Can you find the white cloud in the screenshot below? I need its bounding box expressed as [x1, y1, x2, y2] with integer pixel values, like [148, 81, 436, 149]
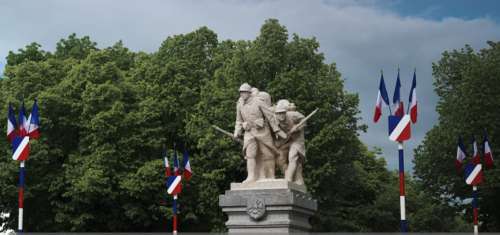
[1, 0, 499, 170]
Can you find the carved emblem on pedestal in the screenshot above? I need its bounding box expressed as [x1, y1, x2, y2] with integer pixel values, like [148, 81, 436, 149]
[246, 197, 266, 220]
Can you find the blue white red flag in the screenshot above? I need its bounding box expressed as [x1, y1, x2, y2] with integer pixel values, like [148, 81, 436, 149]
[373, 72, 390, 123]
[392, 69, 405, 117]
[27, 100, 40, 139]
[464, 163, 483, 185]
[408, 70, 417, 123]
[173, 146, 180, 176]
[7, 103, 17, 142]
[456, 136, 467, 171]
[182, 149, 192, 181]
[472, 137, 481, 165]
[166, 175, 182, 195]
[18, 102, 28, 137]
[483, 131, 494, 169]
[388, 114, 411, 142]
[12, 136, 30, 161]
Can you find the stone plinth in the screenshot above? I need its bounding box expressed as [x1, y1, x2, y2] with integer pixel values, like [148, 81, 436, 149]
[219, 179, 317, 233]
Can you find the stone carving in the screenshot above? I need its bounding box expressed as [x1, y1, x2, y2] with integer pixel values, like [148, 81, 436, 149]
[246, 197, 266, 220]
[233, 83, 278, 183]
[223, 83, 317, 186]
[274, 99, 306, 185]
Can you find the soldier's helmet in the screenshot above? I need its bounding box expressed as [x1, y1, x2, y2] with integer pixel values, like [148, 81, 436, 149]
[275, 99, 290, 113]
[239, 83, 252, 92]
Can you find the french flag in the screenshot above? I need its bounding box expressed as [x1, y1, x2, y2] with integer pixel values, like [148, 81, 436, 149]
[472, 137, 481, 165]
[392, 69, 405, 117]
[163, 146, 172, 177]
[7, 103, 17, 142]
[373, 72, 390, 123]
[456, 136, 467, 171]
[18, 102, 28, 137]
[12, 136, 30, 161]
[182, 149, 192, 181]
[483, 131, 494, 169]
[173, 145, 180, 176]
[27, 100, 40, 139]
[408, 70, 417, 123]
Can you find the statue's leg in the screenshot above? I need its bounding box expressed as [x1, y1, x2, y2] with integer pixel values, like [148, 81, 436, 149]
[264, 158, 275, 179]
[243, 140, 258, 183]
[260, 145, 276, 179]
[294, 159, 304, 185]
[285, 148, 299, 182]
[276, 149, 288, 176]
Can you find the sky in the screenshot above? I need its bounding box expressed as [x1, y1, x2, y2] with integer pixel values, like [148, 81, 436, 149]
[1, 0, 499, 171]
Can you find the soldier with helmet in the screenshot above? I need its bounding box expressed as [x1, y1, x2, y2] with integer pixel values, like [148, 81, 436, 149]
[274, 99, 306, 185]
[234, 83, 277, 183]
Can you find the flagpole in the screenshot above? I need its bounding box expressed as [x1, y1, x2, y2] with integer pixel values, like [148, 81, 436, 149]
[173, 194, 178, 235]
[398, 142, 407, 232]
[473, 186, 479, 235]
[18, 160, 25, 233]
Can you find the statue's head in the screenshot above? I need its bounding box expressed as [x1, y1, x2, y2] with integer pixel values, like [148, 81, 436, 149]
[275, 99, 290, 121]
[239, 83, 252, 101]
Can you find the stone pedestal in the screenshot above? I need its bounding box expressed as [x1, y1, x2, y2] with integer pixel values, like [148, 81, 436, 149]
[219, 179, 317, 233]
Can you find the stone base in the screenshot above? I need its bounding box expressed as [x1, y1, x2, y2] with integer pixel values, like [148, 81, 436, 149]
[219, 179, 317, 233]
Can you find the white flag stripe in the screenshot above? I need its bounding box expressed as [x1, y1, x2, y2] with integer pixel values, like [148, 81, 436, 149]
[7, 121, 15, 132]
[375, 91, 382, 106]
[473, 141, 478, 155]
[485, 142, 491, 153]
[27, 114, 32, 133]
[466, 164, 482, 185]
[457, 147, 466, 161]
[12, 137, 29, 160]
[164, 157, 169, 168]
[28, 123, 38, 133]
[400, 196, 406, 220]
[167, 176, 181, 194]
[411, 90, 417, 106]
[18, 208, 23, 230]
[389, 115, 411, 141]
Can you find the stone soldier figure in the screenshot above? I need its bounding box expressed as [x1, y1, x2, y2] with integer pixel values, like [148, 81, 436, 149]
[233, 83, 277, 183]
[274, 99, 306, 185]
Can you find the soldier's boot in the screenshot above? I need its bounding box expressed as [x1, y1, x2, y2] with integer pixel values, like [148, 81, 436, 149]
[243, 158, 257, 183]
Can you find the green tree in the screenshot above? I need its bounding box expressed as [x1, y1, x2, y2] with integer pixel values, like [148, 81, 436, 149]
[6, 42, 49, 66]
[414, 41, 500, 231]
[0, 20, 451, 232]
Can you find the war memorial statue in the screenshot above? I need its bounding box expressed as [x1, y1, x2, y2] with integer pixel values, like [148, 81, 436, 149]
[217, 83, 318, 233]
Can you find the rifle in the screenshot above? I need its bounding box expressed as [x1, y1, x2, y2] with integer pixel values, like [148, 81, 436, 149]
[211, 125, 243, 144]
[275, 108, 319, 148]
[288, 108, 319, 135]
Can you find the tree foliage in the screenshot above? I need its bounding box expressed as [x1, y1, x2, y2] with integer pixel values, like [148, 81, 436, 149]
[0, 19, 461, 232]
[414, 41, 500, 231]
